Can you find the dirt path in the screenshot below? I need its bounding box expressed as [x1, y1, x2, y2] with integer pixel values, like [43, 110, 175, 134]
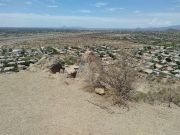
[0, 72, 180, 135]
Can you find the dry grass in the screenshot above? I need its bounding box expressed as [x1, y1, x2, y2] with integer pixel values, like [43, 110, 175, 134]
[134, 82, 180, 107]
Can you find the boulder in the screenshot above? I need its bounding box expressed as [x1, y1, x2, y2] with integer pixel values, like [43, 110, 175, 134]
[65, 65, 79, 78]
[50, 63, 63, 74]
[95, 88, 105, 95]
[28, 55, 64, 73]
[48, 56, 65, 74]
[77, 50, 103, 84]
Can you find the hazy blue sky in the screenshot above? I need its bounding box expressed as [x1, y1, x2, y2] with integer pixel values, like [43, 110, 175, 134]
[0, 0, 180, 28]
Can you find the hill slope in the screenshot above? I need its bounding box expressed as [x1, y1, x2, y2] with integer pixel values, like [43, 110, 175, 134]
[0, 71, 180, 135]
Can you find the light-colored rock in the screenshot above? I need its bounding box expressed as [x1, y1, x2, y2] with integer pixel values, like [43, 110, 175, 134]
[143, 69, 153, 74]
[77, 50, 102, 83]
[65, 66, 77, 78]
[66, 67, 76, 74]
[28, 55, 63, 73]
[95, 88, 105, 95]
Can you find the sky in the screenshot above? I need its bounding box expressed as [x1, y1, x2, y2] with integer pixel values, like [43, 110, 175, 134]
[0, 0, 180, 28]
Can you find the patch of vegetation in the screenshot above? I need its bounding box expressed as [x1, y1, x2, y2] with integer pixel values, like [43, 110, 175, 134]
[134, 86, 180, 107]
[63, 56, 77, 65]
[45, 47, 59, 55]
[97, 54, 136, 107]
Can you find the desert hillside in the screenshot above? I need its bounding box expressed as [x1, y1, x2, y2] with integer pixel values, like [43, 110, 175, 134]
[0, 71, 179, 135]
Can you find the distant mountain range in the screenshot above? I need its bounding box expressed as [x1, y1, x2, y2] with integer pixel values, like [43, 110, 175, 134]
[0, 25, 180, 32]
[60, 25, 180, 31]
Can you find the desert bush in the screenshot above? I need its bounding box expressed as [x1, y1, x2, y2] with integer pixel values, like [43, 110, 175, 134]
[98, 53, 136, 106]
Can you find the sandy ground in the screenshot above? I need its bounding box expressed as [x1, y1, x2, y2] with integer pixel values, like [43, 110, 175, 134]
[0, 71, 180, 135]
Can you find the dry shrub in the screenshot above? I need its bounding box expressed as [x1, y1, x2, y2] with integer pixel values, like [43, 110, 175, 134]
[98, 53, 136, 106]
[134, 85, 180, 107]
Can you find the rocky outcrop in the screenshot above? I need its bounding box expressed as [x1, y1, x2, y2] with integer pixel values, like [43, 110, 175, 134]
[28, 55, 64, 73]
[77, 50, 103, 85]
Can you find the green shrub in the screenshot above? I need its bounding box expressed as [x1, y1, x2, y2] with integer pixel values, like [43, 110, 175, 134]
[46, 47, 59, 55]
[64, 56, 77, 65]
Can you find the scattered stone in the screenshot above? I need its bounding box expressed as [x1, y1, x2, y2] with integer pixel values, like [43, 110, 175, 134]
[95, 88, 105, 95]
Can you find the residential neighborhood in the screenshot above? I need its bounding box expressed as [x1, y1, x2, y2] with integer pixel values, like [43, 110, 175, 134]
[135, 45, 180, 78]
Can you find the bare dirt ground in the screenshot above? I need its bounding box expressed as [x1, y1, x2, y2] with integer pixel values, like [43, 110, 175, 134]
[0, 71, 180, 135]
[0, 32, 143, 49]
